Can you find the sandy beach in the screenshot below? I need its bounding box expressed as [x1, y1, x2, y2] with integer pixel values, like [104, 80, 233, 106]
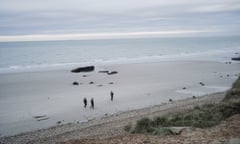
[0, 60, 239, 143]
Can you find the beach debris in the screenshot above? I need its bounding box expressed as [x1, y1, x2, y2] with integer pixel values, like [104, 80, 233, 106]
[36, 117, 49, 121]
[33, 115, 49, 121]
[182, 87, 187, 90]
[169, 98, 173, 102]
[89, 81, 94, 84]
[72, 81, 79, 85]
[107, 71, 118, 75]
[98, 70, 118, 75]
[98, 70, 109, 73]
[33, 115, 47, 119]
[169, 127, 189, 135]
[83, 97, 87, 108]
[71, 66, 95, 73]
[199, 82, 205, 86]
[108, 82, 114, 84]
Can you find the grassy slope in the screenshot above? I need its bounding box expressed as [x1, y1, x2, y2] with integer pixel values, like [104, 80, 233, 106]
[125, 75, 240, 135]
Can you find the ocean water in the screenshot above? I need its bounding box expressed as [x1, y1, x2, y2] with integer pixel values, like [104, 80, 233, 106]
[0, 36, 240, 73]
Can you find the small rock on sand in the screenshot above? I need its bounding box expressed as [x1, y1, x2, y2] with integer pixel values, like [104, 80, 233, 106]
[89, 82, 94, 84]
[199, 82, 205, 86]
[72, 81, 79, 85]
[57, 121, 61, 124]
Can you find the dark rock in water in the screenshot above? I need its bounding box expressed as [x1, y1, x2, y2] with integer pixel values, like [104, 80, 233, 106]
[232, 57, 240, 61]
[72, 81, 79, 85]
[107, 71, 118, 75]
[182, 87, 186, 90]
[98, 70, 109, 73]
[89, 81, 94, 84]
[71, 66, 94, 73]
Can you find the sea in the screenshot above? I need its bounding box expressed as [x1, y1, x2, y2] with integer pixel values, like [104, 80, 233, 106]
[0, 36, 240, 73]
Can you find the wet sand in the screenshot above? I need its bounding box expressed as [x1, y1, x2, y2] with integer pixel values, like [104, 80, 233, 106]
[0, 60, 239, 138]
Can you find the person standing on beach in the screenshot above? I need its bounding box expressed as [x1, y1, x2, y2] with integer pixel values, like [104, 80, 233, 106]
[83, 98, 87, 108]
[90, 98, 94, 109]
[110, 91, 114, 101]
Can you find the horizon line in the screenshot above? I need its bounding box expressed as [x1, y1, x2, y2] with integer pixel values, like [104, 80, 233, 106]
[0, 30, 213, 42]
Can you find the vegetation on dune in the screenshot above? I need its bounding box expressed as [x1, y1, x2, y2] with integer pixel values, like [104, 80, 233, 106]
[125, 74, 240, 135]
[225, 75, 240, 100]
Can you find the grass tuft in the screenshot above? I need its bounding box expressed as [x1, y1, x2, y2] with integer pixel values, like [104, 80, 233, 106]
[125, 74, 240, 135]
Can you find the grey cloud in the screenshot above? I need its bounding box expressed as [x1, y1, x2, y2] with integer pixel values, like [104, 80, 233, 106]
[0, 0, 240, 36]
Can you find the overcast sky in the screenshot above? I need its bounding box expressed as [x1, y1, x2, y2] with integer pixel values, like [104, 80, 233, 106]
[0, 0, 240, 40]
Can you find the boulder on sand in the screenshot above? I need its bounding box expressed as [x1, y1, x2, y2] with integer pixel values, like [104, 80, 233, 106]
[232, 57, 240, 61]
[71, 66, 95, 73]
[72, 81, 79, 85]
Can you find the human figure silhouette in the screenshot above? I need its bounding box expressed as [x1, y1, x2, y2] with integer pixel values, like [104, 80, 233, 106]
[83, 98, 87, 108]
[110, 91, 114, 101]
[90, 98, 94, 109]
